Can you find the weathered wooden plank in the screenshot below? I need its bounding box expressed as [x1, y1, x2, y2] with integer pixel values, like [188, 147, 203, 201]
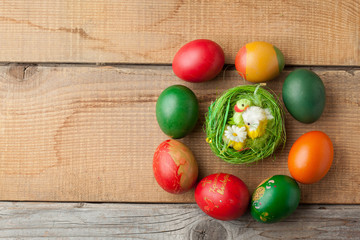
[0, 202, 358, 239]
[0, 0, 359, 65]
[0, 64, 359, 203]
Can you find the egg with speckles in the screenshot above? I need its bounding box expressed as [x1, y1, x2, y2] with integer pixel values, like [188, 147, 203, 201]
[153, 139, 198, 194]
[251, 175, 300, 223]
[195, 173, 250, 221]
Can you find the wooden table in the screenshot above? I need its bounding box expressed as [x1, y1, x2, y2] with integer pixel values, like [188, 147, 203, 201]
[0, 1, 359, 238]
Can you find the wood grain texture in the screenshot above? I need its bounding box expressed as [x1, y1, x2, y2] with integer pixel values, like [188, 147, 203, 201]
[0, 202, 359, 239]
[0, 64, 358, 203]
[0, 0, 359, 65]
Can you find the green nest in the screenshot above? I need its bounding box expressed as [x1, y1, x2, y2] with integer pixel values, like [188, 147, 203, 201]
[205, 85, 286, 164]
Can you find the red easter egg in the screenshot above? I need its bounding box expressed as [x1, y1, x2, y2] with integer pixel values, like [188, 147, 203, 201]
[172, 39, 225, 83]
[195, 173, 250, 220]
[153, 139, 198, 194]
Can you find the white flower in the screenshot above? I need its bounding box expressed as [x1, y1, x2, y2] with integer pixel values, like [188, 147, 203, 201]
[224, 125, 247, 143]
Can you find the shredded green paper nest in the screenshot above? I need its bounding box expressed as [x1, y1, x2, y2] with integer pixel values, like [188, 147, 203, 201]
[205, 84, 286, 164]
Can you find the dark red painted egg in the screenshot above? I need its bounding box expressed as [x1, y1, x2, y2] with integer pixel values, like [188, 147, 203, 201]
[153, 139, 198, 194]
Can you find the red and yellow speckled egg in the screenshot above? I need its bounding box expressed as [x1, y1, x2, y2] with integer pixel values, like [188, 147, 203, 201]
[195, 173, 250, 221]
[153, 139, 198, 194]
[235, 41, 285, 83]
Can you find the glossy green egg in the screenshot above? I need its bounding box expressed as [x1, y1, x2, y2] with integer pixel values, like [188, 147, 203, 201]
[251, 175, 300, 223]
[156, 85, 199, 139]
[282, 69, 326, 123]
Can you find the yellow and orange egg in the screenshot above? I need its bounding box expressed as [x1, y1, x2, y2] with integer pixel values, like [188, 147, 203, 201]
[235, 41, 285, 83]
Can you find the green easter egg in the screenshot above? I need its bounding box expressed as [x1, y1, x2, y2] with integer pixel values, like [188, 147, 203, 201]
[251, 175, 301, 223]
[282, 69, 326, 123]
[156, 85, 199, 139]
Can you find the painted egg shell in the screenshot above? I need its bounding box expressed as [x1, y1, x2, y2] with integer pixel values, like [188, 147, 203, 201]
[153, 139, 198, 194]
[288, 131, 334, 184]
[282, 69, 326, 123]
[251, 175, 300, 223]
[172, 39, 225, 83]
[235, 41, 285, 83]
[195, 173, 250, 221]
[156, 85, 199, 139]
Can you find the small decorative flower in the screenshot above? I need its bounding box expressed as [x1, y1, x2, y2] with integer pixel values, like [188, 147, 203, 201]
[223, 125, 248, 151]
[224, 125, 247, 143]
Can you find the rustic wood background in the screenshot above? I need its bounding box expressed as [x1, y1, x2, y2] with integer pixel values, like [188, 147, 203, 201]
[0, 0, 359, 65]
[0, 0, 359, 238]
[0, 65, 359, 204]
[0, 202, 358, 239]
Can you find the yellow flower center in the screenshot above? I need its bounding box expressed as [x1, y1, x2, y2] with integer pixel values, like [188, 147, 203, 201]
[232, 133, 238, 137]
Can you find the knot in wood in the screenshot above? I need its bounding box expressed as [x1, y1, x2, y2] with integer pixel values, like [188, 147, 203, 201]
[191, 219, 227, 240]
